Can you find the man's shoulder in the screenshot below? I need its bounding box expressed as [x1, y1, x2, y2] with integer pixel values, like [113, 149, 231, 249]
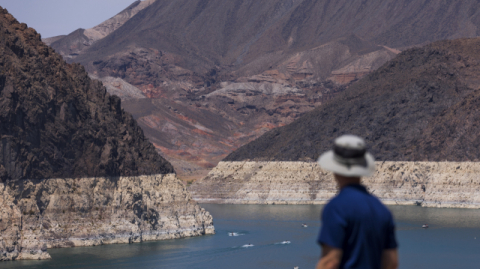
[327, 185, 393, 216]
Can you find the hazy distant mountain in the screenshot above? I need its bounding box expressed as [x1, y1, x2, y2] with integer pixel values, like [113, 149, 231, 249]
[44, 0, 155, 59]
[47, 0, 480, 177]
[75, 0, 480, 77]
[0, 7, 173, 181]
[224, 37, 480, 162]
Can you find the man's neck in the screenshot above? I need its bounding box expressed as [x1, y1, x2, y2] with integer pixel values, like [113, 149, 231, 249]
[334, 174, 361, 190]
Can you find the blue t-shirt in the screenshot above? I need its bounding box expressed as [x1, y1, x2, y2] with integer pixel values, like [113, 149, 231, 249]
[318, 184, 398, 269]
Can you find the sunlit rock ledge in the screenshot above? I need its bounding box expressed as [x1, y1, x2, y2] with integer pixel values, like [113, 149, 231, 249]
[189, 161, 480, 209]
[0, 174, 214, 261]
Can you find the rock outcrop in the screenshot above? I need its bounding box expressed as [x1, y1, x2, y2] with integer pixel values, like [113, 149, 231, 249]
[190, 161, 480, 208]
[1, 174, 214, 261]
[0, 8, 214, 261]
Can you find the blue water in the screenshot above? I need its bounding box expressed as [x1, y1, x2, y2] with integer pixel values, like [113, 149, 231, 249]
[3, 204, 480, 269]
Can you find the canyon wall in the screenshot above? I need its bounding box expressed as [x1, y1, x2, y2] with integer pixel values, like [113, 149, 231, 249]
[0, 9, 215, 263]
[0, 174, 214, 261]
[189, 161, 480, 208]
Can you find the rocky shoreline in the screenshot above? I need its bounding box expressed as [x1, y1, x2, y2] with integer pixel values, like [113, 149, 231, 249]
[189, 161, 480, 208]
[0, 174, 215, 261]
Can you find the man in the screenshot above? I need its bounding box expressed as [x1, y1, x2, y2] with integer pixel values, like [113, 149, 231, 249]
[316, 135, 398, 269]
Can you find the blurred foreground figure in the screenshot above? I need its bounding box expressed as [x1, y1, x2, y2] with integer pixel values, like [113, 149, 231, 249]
[316, 135, 398, 269]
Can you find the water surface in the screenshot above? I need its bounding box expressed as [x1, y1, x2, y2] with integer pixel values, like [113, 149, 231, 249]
[4, 204, 480, 268]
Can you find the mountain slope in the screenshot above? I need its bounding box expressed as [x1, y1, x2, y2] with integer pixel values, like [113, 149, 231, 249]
[0, 8, 214, 262]
[44, 0, 155, 59]
[0, 7, 174, 181]
[224, 38, 480, 162]
[77, 0, 480, 75]
[52, 0, 480, 177]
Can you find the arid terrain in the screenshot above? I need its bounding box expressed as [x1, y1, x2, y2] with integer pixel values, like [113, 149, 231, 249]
[46, 0, 480, 178]
[225, 38, 480, 162]
[191, 38, 480, 207]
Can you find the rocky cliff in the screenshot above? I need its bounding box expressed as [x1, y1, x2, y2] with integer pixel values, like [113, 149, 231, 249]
[1, 174, 214, 261]
[0, 8, 213, 261]
[190, 161, 480, 208]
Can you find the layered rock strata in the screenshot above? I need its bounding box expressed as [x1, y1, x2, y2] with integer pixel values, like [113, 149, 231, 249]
[189, 161, 480, 208]
[1, 174, 214, 261]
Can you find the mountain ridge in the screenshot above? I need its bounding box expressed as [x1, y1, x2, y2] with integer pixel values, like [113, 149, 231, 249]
[43, 0, 155, 59]
[47, 0, 480, 178]
[224, 38, 480, 162]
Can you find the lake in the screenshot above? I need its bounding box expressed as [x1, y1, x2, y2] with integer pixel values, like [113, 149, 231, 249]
[3, 204, 480, 268]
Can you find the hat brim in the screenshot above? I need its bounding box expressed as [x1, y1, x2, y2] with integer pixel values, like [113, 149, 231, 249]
[317, 150, 375, 177]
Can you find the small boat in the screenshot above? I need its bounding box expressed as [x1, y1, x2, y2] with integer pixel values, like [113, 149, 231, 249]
[280, 241, 291, 244]
[294, 267, 299, 269]
[228, 232, 240, 236]
[242, 243, 254, 248]
[422, 224, 429, 228]
[301, 223, 308, 228]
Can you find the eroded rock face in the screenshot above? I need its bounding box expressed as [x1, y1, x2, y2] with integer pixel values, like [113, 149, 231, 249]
[0, 174, 214, 261]
[0, 7, 173, 181]
[0, 9, 214, 262]
[189, 161, 480, 208]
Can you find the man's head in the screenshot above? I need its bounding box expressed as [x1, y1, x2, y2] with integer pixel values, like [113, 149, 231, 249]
[317, 134, 375, 177]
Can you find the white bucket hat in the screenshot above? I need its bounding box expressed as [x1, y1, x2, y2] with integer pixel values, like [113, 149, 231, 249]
[317, 135, 375, 177]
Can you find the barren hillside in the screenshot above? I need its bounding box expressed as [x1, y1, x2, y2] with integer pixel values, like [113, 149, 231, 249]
[47, 0, 480, 178]
[225, 38, 480, 162]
